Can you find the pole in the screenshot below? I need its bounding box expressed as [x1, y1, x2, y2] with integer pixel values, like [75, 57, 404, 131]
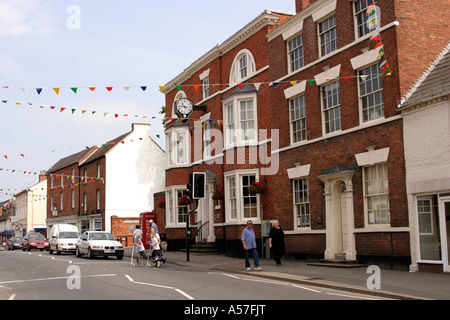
[186, 199, 198, 262]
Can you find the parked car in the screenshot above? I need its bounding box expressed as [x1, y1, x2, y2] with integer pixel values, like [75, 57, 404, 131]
[7, 237, 23, 251]
[48, 224, 79, 255]
[22, 232, 49, 251]
[76, 231, 124, 260]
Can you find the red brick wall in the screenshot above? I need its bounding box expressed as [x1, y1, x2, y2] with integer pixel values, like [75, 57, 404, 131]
[161, 0, 447, 264]
[110, 216, 140, 247]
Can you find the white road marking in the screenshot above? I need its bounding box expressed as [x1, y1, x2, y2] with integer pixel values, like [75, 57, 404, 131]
[124, 275, 194, 300]
[133, 281, 174, 290]
[125, 275, 134, 282]
[221, 273, 240, 279]
[0, 274, 117, 285]
[8, 294, 16, 300]
[325, 292, 380, 300]
[175, 288, 195, 300]
[291, 284, 322, 293]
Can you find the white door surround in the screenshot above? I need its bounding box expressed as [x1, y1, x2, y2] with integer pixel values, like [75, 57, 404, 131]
[319, 169, 357, 261]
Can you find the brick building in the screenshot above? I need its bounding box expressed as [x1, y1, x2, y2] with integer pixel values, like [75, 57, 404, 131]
[160, 0, 449, 270]
[46, 123, 165, 238]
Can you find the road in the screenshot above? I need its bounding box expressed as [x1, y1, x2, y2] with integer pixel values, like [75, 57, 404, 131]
[0, 250, 391, 302]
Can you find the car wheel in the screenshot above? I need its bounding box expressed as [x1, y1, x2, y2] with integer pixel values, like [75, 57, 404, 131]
[117, 253, 124, 260]
[87, 247, 93, 259]
[76, 247, 82, 257]
[27, 245, 31, 251]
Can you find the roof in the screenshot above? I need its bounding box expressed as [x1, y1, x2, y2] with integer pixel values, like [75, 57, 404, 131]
[221, 83, 258, 101]
[47, 147, 94, 173]
[81, 131, 130, 165]
[398, 42, 450, 108]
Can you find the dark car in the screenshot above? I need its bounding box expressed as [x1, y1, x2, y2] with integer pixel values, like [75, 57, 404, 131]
[6, 237, 23, 251]
[22, 232, 49, 251]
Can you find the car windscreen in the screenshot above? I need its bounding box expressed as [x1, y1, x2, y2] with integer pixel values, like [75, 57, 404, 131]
[59, 232, 79, 239]
[29, 234, 46, 240]
[89, 233, 116, 241]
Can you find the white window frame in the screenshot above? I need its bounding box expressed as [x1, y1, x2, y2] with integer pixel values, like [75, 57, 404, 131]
[203, 120, 211, 159]
[96, 189, 100, 210]
[229, 49, 256, 84]
[60, 191, 64, 211]
[293, 178, 310, 230]
[165, 186, 190, 227]
[166, 127, 190, 168]
[71, 189, 75, 209]
[287, 33, 304, 73]
[358, 64, 384, 123]
[202, 77, 210, 99]
[224, 170, 260, 224]
[318, 14, 338, 57]
[289, 94, 307, 144]
[60, 172, 64, 188]
[72, 168, 75, 183]
[363, 163, 390, 226]
[320, 80, 341, 134]
[353, 0, 380, 38]
[223, 93, 258, 148]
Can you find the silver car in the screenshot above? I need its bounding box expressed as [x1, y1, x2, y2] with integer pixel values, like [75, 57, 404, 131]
[76, 231, 124, 260]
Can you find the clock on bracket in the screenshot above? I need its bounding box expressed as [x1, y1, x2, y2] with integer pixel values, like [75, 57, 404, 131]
[175, 98, 194, 119]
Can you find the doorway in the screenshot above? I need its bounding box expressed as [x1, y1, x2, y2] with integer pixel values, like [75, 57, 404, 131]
[440, 198, 450, 272]
[319, 170, 356, 261]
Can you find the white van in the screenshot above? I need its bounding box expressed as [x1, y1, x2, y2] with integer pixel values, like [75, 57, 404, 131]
[48, 224, 80, 255]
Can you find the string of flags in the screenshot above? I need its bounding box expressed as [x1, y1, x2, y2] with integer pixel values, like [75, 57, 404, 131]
[1, 70, 390, 100]
[0, 176, 103, 198]
[1, 134, 165, 161]
[1, 98, 159, 120]
[1, 85, 151, 95]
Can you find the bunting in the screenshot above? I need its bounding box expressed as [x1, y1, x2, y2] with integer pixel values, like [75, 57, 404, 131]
[1, 71, 394, 97]
[0, 133, 164, 161]
[1, 99, 158, 120]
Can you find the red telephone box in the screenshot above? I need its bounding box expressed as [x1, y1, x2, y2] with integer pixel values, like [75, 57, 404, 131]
[139, 211, 156, 249]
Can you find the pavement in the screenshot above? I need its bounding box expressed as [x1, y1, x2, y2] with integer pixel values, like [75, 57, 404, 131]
[123, 247, 450, 300]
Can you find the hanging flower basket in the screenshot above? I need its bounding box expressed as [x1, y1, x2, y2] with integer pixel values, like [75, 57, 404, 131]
[212, 188, 224, 200]
[247, 181, 265, 195]
[178, 195, 192, 206]
[156, 199, 165, 209]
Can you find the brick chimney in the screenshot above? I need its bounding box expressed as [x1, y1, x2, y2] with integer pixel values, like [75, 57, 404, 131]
[295, 0, 318, 13]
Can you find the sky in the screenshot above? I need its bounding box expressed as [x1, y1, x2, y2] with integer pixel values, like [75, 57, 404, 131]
[0, 0, 295, 202]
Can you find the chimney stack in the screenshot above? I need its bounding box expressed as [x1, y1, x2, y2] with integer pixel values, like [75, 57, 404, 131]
[295, 0, 318, 13]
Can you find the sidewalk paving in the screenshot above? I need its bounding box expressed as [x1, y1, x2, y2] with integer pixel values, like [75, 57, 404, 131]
[124, 247, 450, 300]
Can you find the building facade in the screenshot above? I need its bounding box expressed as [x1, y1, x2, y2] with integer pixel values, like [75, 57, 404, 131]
[399, 43, 450, 272]
[160, 0, 449, 269]
[15, 178, 48, 237]
[46, 123, 165, 236]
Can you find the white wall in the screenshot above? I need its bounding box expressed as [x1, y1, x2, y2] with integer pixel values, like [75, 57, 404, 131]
[104, 123, 165, 231]
[403, 99, 450, 193]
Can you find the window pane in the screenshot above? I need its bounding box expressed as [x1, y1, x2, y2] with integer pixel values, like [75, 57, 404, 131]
[417, 196, 442, 260]
[364, 164, 390, 225]
[359, 65, 384, 122]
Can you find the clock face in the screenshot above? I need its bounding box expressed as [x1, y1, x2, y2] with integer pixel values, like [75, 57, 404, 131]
[176, 98, 193, 118]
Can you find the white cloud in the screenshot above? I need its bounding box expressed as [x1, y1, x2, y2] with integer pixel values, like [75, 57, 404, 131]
[0, 0, 56, 36]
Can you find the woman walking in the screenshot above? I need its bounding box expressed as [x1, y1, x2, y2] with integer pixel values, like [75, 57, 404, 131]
[269, 220, 285, 267]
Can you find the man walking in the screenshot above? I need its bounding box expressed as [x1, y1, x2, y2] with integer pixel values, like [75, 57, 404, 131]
[241, 220, 262, 271]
